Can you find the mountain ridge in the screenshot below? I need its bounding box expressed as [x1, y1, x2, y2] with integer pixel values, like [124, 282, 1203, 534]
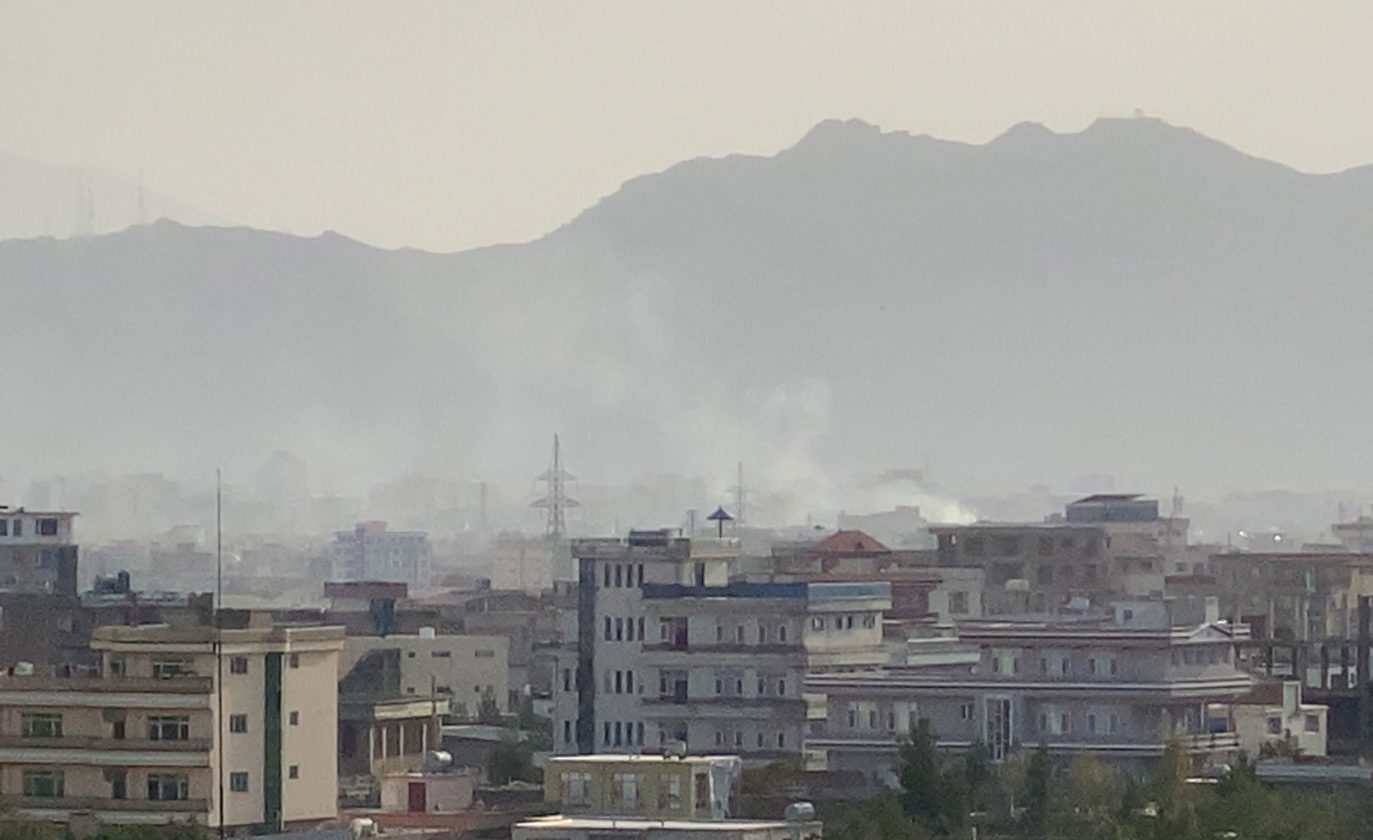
[3, 117, 1372, 506]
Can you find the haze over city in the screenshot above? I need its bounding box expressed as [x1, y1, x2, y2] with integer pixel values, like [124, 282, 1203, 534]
[4, 7, 1373, 838]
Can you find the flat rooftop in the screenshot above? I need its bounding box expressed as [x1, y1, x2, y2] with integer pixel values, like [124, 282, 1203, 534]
[516, 816, 810, 831]
[547, 754, 738, 765]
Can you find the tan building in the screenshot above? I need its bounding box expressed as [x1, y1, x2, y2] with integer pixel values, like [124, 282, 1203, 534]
[340, 631, 509, 719]
[522, 754, 821, 840]
[0, 616, 344, 831]
[1233, 680, 1328, 758]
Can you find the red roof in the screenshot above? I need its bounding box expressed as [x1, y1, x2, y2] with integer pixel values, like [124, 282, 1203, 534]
[809, 529, 891, 555]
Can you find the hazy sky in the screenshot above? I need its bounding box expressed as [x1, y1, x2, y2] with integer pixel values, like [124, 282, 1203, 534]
[5, 2, 1373, 252]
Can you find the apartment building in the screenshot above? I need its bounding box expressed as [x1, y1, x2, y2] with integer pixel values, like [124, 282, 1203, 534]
[340, 630, 509, 719]
[0, 507, 78, 596]
[806, 597, 1253, 787]
[551, 531, 890, 763]
[0, 616, 344, 830]
[1233, 680, 1327, 758]
[327, 522, 432, 590]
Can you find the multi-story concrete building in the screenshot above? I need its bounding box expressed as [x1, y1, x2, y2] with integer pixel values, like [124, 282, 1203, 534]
[328, 522, 432, 590]
[929, 522, 1115, 613]
[0, 507, 78, 596]
[341, 630, 509, 719]
[551, 532, 890, 764]
[806, 597, 1253, 787]
[0, 615, 344, 830]
[1233, 680, 1327, 758]
[927, 495, 1185, 614]
[1206, 551, 1373, 640]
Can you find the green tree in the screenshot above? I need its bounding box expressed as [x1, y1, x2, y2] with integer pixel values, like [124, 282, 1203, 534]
[477, 689, 503, 725]
[1021, 744, 1051, 837]
[0, 820, 60, 840]
[826, 792, 930, 840]
[898, 720, 955, 834]
[486, 734, 539, 785]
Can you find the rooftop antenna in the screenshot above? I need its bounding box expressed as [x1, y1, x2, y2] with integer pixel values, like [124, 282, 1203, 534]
[732, 462, 747, 527]
[531, 434, 580, 539]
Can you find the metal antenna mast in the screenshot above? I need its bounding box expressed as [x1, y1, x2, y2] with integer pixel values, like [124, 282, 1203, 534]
[215, 469, 225, 840]
[732, 461, 747, 527]
[531, 434, 580, 538]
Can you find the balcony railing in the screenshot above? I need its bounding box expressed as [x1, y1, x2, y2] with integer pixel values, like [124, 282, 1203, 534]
[641, 695, 805, 708]
[0, 736, 211, 752]
[0, 795, 208, 813]
[0, 675, 213, 694]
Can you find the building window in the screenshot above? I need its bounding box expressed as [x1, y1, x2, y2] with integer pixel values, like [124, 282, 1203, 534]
[230, 656, 248, 674]
[662, 773, 682, 809]
[152, 658, 193, 679]
[613, 772, 640, 809]
[758, 626, 767, 644]
[811, 617, 825, 631]
[1087, 658, 1097, 675]
[603, 564, 612, 588]
[149, 773, 190, 800]
[603, 722, 611, 746]
[959, 702, 974, 721]
[229, 714, 248, 733]
[863, 614, 876, 629]
[736, 625, 745, 643]
[563, 720, 572, 744]
[605, 617, 613, 641]
[562, 668, 572, 692]
[229, 772, 249, 793]
[11, 519, 20, 537]
[37, 519, 59, 536]
[288, 765, 299, 780]
[561, 771, 591, 806]
[289, 710, 299, 726]
[1109, 657, 1119, 676]
[289, 653, 301, 668]
[21, 712, 62, 738]
[778, 625, 787, 643]
[715, 729, 724, 746]
[1267, 716, 1282, 735]
[615, 618, 624, 641]
[637, 617, 645, 640]
[949, 591, 968, 614]
[432, 650, 452, 658]
[148, 716, 189, 741]
[22, 769, 63, 798]
[0, 520, 7, 536]
[637, 564, 644, 586]
[1305, 714, 1320, 733]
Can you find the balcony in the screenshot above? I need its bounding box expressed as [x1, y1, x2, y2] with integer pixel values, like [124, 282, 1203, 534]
[640, 695, 806, 711]
[0, 795, 208, 813]
[0, 675, 212, 694]
[0, 736, 211, 752]
[641, 642, 805, 656]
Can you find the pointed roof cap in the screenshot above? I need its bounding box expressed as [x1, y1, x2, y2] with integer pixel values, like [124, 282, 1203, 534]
[706, 506, 735, 522]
